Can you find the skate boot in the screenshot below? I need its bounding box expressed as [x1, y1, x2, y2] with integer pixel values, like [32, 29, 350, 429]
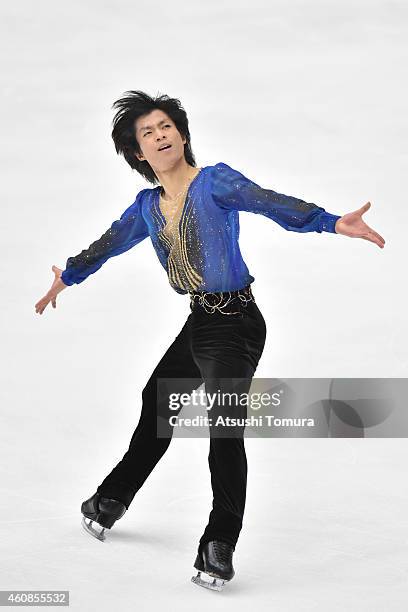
[81, 492, 127, 542]
[191, 540, 235, 591]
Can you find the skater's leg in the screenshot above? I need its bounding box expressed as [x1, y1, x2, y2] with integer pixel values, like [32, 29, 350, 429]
[197, 372, 252, 551]
[191, 298, 266, 553]
[95, 313, 202, 507]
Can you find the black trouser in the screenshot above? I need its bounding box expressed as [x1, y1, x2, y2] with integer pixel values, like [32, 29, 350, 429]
[96, 286, 267, 553]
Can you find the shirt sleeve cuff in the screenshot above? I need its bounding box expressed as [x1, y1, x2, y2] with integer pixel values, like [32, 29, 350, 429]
[318, 212, 342, 234]
[60, 269, 75, 286]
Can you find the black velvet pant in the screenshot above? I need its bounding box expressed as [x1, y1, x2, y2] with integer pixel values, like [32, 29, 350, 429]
[96, 288, 266, 553]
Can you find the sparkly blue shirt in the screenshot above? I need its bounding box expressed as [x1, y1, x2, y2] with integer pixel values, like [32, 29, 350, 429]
[61, 162, 341, 294]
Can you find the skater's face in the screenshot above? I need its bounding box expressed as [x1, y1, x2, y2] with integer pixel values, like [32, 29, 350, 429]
[134, 109, 187, 172]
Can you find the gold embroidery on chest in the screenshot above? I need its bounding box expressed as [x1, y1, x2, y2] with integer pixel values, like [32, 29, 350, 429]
[158, 190, 202, 291]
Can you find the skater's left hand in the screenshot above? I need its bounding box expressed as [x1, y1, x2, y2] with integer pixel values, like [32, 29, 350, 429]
[334, 202, 385, 248]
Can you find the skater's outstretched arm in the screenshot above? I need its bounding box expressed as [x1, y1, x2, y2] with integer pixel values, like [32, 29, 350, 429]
[211, 162, 385, 247]
[211, 162, 340, 233]
[35, 189, 150, 315]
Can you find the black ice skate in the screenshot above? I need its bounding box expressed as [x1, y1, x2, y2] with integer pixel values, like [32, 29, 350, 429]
[191, 540, 235, 591]
[81, 492, 127, 541]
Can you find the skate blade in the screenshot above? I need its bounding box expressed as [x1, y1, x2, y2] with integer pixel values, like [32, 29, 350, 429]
[191, 571, 225, 591]
[81, 516, 106, 541]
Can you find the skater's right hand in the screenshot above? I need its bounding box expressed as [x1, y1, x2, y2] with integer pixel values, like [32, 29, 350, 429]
[35, 265, 68, 315]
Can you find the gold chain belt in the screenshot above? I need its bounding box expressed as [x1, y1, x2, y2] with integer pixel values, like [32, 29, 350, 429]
[189, 284, 255, 315]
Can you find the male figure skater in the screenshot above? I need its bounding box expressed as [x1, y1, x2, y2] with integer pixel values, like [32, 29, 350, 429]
[35, 91, 385, 591]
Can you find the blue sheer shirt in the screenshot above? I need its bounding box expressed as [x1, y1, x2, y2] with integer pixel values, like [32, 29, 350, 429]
[60, 162, 341, 294]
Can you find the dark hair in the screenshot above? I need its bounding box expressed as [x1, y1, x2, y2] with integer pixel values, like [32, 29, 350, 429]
[111, 90, 197, 185]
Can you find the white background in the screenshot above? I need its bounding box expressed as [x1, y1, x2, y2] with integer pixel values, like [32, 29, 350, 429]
[1, 1, 407, 610]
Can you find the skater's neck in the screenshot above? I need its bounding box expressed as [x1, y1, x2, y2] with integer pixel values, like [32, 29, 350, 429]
[156, 161, 201, 202]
